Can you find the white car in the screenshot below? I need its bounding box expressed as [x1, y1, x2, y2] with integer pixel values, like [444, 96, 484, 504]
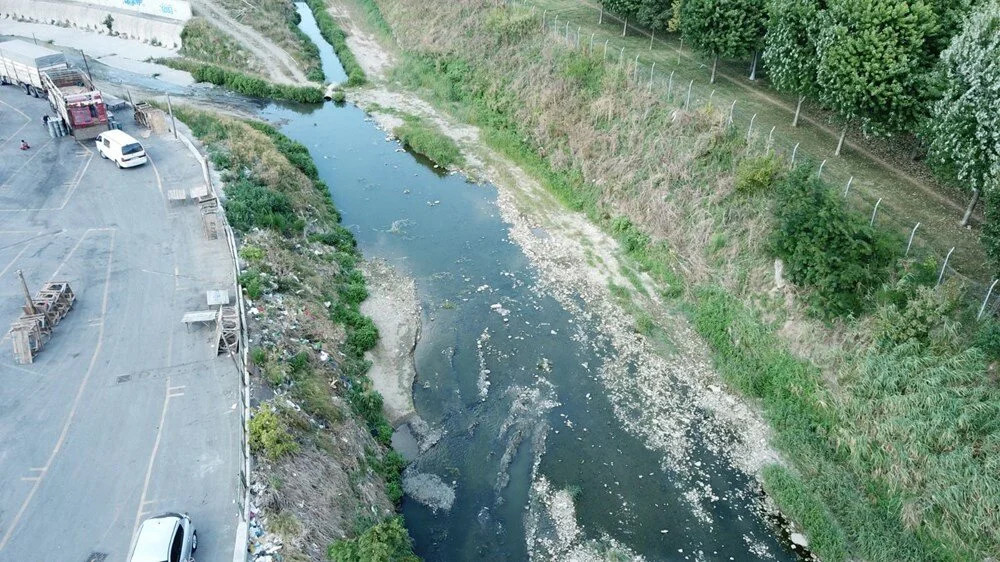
[95, 129, 148, 168]
[128, 512, 197, 562]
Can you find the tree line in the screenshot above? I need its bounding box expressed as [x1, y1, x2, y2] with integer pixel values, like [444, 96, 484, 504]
[602, 0, 1000, 262]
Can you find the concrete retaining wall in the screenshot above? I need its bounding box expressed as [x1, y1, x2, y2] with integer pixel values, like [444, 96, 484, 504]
[0, 0, 189, 48]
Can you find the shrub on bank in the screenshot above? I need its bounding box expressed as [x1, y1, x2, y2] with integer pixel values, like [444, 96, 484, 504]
[249, 407, 299, 460]
[771, 166, 897, 317]
[393, 114, 464, 169]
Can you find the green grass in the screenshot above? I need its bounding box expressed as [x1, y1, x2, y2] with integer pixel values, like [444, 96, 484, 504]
[304, 0, 367, 85]
[393, 114, 464, 168]
[529, 0, 987, 279]
[161, 58, 324, 103]
[375, 4, 1000, 557]
[215, 0, 325, 82]
[180, 18, 259, 71]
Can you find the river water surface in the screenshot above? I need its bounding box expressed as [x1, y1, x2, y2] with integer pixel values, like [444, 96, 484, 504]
[255, 7, 801, 561]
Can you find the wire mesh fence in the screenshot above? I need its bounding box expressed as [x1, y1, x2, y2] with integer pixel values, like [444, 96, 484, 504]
[510, 0, 1000, 318]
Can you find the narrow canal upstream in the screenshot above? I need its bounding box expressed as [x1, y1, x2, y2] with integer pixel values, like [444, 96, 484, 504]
[258, 6, 802, 560]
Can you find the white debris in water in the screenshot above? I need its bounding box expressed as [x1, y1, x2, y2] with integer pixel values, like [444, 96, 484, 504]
[490, 302, 510, 318]
[476, 328, 491, 400]
[402, 469, 455, 512]
[743, 534, 775, 559]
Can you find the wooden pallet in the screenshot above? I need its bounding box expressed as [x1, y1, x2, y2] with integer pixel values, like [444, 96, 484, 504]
[215, 306, 239, 355]
[10, 279, 74, 364]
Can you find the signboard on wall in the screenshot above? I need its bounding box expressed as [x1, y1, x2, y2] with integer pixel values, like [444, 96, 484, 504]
[82, 0, 191, 21]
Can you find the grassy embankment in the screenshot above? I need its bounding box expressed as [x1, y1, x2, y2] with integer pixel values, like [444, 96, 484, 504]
[355, 1, 1000, 559]
[179, 17, 265, 74]
[529, 0, 986, 279]
[172, 106, 417, 560]
[215, 0, 327, 81]
[161, 58, 324, 103]
[304, 0, 367, 85]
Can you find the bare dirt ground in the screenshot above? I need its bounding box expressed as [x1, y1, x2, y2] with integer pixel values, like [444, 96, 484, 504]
[359, 258, 420, 426]
[195, 0, 308, 84]
[326, 2, 395, 80]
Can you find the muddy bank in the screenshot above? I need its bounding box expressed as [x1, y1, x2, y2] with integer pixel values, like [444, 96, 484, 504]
[360, 258, 420, 426]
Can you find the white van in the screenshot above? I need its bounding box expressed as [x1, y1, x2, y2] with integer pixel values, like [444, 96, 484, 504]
[95, 129, 148, 168]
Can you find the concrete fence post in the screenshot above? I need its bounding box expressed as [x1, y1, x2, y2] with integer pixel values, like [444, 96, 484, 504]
[767, 125, 775, 148]
[648, 62, 655, 92]
[727, 100, 736, 127]
[844, 176, 853, 196]
[978, 279, 999, 320]
[746, 113, 756, 143]
[905, 222, 920, 256]
[817, 159, 827, 179]
[623, 18, 628, 37]
[604, 39, 609, 59]
[870, 198, 882, 227]
[667, 71, 674, 99]
[790, 142, 800, 166]
[685, 80, 693, 109]
[937, 247, 955, 287]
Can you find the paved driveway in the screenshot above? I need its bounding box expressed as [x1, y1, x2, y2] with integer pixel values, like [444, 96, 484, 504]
[0, 87, 241, 561]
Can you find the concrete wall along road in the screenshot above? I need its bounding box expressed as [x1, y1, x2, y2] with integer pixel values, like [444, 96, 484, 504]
[0, 0, 191, 48]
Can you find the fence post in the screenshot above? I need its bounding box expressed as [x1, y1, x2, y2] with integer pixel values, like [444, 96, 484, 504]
[565, 21, 570, 43]
[634, 54, 640, 81]
[648, 62, 655, 92]
[577, 26, 581, 48]
[599, 6, 603, 25]
[870, 198, 882, 227]
[728, 100, 736, 127]
[623, 18, 628, 37]
[685, 79, 693, 109]
[905, 222, 920, 256]
[604, 39, 609, 59]
[746, 113, 756, 143]
[619, 46, 625, 65]
[542, 10, 547, 30]
[667, 71, 674, 99]
[590, 32, 595, 53]
[767, 125, 775, 148]
[552, 15, 557, 34]
[844, 176, 853, 196]
[790, 142, 800, 166]
[650, 30, 654, 50]
[978, 279, 999, 320]
[817, 159, 827, 179]
[936, 247, 955, 287]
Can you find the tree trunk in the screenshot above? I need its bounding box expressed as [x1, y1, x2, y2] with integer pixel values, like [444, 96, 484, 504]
[749, 50, 758, 81]
[961, 188, 980, 226]
[835, 126, 847, 156]
[792, 96, 804, 127]
[710, 55, 718, 84]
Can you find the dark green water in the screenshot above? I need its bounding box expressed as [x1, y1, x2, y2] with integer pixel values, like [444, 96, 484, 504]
[265, 9, 801, 561]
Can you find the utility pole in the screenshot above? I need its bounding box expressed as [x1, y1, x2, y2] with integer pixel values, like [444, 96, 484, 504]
[17, 270, 35, 316]
[166, 93, 177, 139]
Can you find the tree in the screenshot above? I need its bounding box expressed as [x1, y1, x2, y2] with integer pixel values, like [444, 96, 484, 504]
[636, 0, 676, 31]
[815, 0, 938, 147]
[102, 14, 114, 33]
[762, 0, 822, 126]
[679, 0, 766, 83]
[924, 2, 1000, 236]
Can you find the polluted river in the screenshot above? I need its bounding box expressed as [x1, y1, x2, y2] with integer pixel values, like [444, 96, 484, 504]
[258, 6, 803, 561]
[61, 3, 805, 559]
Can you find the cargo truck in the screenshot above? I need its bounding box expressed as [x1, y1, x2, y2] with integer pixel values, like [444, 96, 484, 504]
[41, 68, 109, 140]
[0, 39, 69, 97]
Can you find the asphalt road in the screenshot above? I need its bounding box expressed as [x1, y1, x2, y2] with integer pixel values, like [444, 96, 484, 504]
[0, 87, 241, 561]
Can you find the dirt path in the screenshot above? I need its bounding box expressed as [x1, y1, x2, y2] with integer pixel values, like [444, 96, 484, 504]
[194, 0, 308, 84]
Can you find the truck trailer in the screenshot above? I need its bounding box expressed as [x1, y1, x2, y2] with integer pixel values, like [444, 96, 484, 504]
[0, 39, 69, 97]
[42, 68, 109, 140]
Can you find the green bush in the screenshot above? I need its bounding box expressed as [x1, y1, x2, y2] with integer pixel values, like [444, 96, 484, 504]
[735, 153, 781, 195]
[304, 0, 367, 86]
[873, 277, 960, 349]
[610, 216, 651, 254]
[371, 450, 407, 504]
[394, 115, 464, 169]
[249, 407, 299, 460]
[771, 166, 897, 317]
[327, 516, 418, 562]
[239, 245, 266, 264]
[239, 269, 263, 299]
[224, 178, 301, 234]
[562, 50, 605, 95]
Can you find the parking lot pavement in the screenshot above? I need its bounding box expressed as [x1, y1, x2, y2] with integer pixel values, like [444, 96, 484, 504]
[0, 87, 241, 560]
